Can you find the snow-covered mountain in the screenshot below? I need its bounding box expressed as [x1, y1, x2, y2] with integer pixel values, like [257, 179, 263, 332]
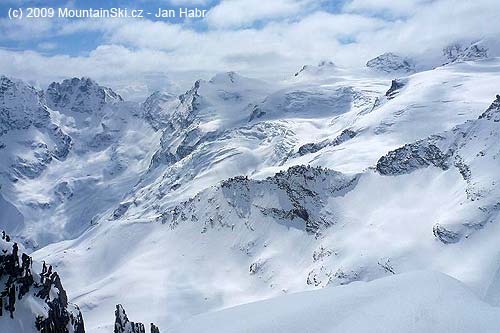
[2, 49, 500, 332]
[46, 77, 123, 114]
[366, 52, 416, 74]
[0, 76, 158, 247]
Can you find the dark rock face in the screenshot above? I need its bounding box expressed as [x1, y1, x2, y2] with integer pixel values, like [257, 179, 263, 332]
[374, 95, 500, 245]
[385, 79, 407, 100]
[0, 230, 85, 333]
[112, 202, 133, 220]
[478, 95, 500, 122]
[433, 224, 461, 244]
[114, 304, 160, 333]
[376, 95, 500, 178]
[150, 323, 160, 333]
[376, 141, 449, 176]
[297, 129, 357, 156]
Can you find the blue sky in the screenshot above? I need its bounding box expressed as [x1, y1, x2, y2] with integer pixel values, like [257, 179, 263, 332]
[0, 0, 498, 99]
[0, 0, 351, 56]
[0, 0, 217, 55]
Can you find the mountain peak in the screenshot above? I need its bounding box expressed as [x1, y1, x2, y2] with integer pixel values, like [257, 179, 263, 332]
[318, 60, 335, 67]
[294, 60, 336, 77]
[46, 77, 123, 114]
[0, 75, 49, 136]
[443, 40, 489, 64]
[209, 71, 243, 85]
[142, 90, 178, 130]
[366, 52, 415, 73]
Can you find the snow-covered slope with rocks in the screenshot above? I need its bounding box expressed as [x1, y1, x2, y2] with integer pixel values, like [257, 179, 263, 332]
[2, 51, 500, 332]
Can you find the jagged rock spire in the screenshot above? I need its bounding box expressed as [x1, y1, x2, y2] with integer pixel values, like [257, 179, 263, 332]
[114, 304, 145, 333]
[114, 304, 160, 333]
[150, 323, 160, 333]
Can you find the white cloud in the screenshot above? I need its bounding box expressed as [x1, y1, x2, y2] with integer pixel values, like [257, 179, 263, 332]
[0, 18, 55, 41]
[206, 0, 314, 29]
[343, 0, 431, 16]
[0, 0, 499, 100]
[37, 42, 58, 50]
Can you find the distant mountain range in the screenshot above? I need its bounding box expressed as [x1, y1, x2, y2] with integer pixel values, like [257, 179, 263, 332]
[2, 41, 500, 332]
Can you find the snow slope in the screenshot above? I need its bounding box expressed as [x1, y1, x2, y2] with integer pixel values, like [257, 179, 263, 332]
[168, 271, 500, 333]
[27, 58, 500, 332]
[2, 53, 500, 332]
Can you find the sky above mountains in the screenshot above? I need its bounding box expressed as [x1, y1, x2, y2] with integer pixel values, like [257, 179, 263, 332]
[1, 0, 499, 100]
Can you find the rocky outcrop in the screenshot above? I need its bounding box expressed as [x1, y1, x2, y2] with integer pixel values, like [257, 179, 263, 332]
[376, 141, 449, 175]
[114, 304, 145, 333]
[114, 304, 160, 333]
[297, 129, 357, 156]
[433, 224, 461, 244]
[374, 95, 500, 246]
[112, 202, 133, 220]
[385, 79, 407, 100]
[0, 230, 85, 333]
[163, 165, 359, 235]
[478, 95, 500, 122]
[150, 323, 160, 333]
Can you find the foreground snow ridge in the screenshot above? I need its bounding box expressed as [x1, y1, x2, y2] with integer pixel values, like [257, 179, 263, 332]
[169, 271, 500, 333]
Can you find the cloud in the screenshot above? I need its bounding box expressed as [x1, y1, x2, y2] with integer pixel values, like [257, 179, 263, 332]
[206, 0, 315, 29]
[343, 0, 431, 17]
[0, 18, 55, 41]
[37, 42, 58, 50]
[0, 0, 499, 101]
